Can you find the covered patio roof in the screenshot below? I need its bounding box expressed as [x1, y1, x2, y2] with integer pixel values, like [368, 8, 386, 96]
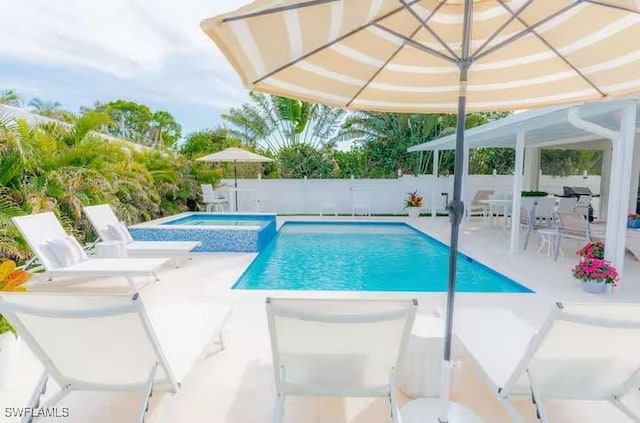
[409, 96, 640, 151]
[407, 95, 640, 281]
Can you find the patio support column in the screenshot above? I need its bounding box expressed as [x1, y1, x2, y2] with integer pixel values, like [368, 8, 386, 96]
[432, 149, 440, 217]
[523, 147, 540, 191]
[568, 102, 637, 278]
[613, 101, 637, 277]
[629, 136, 640, 214]
[510, 129, 525, 253]
[599, 145, 612, 220]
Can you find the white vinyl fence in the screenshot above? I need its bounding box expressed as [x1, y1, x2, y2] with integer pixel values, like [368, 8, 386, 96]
[222, 174, 601, 215]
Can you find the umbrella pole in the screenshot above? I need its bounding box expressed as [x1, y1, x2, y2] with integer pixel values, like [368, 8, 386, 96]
[234, 160, 238, 212]
[438, 0, 476, 422]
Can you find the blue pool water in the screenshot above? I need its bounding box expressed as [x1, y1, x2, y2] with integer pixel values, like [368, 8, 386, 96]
[234, 222, 532, 293]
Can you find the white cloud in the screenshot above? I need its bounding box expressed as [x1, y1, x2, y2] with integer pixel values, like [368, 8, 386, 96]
[0, 0, 252, 132]
[1, 0, 247, 77]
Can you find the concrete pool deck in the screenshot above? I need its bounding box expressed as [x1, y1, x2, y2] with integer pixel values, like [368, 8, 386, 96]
[4, 215, 640, 422]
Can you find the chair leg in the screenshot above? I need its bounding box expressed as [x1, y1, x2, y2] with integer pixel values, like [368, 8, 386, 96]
[134, 364, 158, 423]
[553, 235, 562, 261]
[535, 234, 547, 255]
[527, 370, 550, 423]
[609, 396, 640, 422]
[272, 393, 285, 423]
[523, 228, 531, 250]
[217, 330, 226, 351]
[389, 368, 401, 423]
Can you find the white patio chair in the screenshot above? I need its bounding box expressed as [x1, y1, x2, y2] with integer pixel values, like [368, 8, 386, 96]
[553, 212, 596, 261]
[84, 204, 200, 264]
[201, 184, 229, 212]
[455, 303, 640, 423]
[266, 297, 417, 423]
[0, 291, 230, 422]
[467, 190, 494, 218]
[533, 197, 556, 227]
[520, 198, 537, 250]
[12, 212, 169, 290]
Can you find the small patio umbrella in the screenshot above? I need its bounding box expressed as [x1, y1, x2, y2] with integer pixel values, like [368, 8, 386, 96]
[196, 147, 273, 211]
[201, 1, 640, 420]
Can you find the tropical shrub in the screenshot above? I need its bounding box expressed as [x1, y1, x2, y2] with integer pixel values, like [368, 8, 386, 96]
[0, 110, 219, 258]
[278, 144, 338, 178]
[0, 260, 31, 337]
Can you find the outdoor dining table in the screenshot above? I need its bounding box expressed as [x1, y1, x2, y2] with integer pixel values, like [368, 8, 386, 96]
[479, 199, 513, 228]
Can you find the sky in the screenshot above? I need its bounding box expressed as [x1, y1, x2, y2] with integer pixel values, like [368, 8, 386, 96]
[0, 0, 252, 137]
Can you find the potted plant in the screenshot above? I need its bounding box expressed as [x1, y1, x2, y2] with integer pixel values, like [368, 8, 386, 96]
[404, 191, 423, 218]
[0, 260, 30, 388]
[627, 214, 640, 229]
[571, 257, 618, 293]
[576, 241, 605, 259]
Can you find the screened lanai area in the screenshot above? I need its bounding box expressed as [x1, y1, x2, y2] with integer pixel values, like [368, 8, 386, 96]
[410, 96, 640, 277]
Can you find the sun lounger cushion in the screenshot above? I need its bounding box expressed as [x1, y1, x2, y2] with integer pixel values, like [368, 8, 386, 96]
[104, 224, 125, 242]
[39, 242, 63, 269]
[44, 236, 88, 268]
[105, 222, 133, 243]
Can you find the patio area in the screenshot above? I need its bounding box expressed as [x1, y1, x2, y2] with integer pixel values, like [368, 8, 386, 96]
[5, 215, 640, 423]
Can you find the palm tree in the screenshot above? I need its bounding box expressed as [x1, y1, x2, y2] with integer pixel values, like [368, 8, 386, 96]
[222, 92, 346, 151]
[335, 111, 509, 176]
[28, 97, 68, 120]
[334, 112, 458, 176]
[0, 89, 21, 107]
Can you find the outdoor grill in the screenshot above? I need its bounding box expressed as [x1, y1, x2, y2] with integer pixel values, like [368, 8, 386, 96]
[560, 186, 599, 198]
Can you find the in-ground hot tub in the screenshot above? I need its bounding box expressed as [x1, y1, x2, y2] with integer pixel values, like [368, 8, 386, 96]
[128, 213, 277, 252]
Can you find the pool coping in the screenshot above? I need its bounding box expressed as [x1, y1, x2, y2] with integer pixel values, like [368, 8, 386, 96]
[129, 212, 278, 231]
[232, 220, 535, 293]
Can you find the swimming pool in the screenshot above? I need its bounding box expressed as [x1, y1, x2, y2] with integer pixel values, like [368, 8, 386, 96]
[233, 222, 533, 293]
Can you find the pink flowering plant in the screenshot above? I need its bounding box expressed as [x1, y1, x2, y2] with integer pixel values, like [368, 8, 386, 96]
[576, 241, 604, 259]
[572, 258, 619, 285]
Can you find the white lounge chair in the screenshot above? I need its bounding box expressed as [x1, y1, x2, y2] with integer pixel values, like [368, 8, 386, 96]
[0, 291, 230, 422]
[266, 297, 417, 423]
[467, 190, 494, 218]
[455, 303, 640, 422]
[12, 212, 169, 290]
[83, 204, 201, 264]
[201, 184, 229, 212]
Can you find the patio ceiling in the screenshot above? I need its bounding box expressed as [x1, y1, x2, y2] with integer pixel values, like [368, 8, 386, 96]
[409, 95, 640, 151]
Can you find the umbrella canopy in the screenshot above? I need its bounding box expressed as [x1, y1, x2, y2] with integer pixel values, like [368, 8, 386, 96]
[202, 1, 640, 112]
[195, 147, 273, 163]
[202, 1, 640, 420]
[196, 147, 272, 212]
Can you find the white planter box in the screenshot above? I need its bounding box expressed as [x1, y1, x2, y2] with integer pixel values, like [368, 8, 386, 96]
[0, 331, 18, 388]
[407, 207, 421, 218]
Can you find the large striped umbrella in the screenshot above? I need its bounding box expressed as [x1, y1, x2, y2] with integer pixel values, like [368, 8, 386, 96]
[201, 1, 640, 421]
